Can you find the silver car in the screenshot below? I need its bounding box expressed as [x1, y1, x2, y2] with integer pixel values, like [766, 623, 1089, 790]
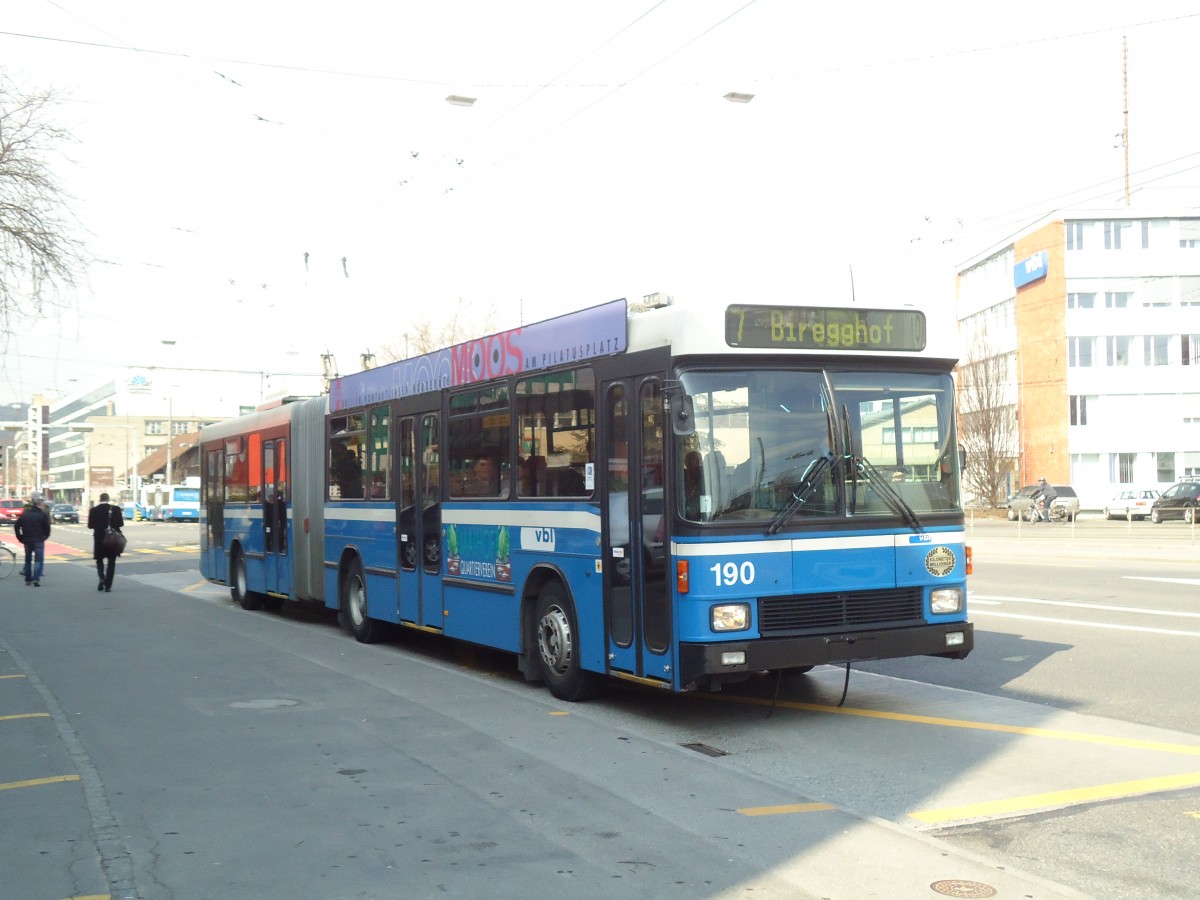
[1007, 484, 1080, 521]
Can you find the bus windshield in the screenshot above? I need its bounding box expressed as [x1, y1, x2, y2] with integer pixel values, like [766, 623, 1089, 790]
[676, 368, 961, 526]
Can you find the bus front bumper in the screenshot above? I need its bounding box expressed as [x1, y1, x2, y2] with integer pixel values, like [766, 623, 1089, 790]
[678, 622, 973, 691]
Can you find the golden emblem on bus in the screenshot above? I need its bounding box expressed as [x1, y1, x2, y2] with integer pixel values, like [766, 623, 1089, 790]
[924, 546, 956, 577]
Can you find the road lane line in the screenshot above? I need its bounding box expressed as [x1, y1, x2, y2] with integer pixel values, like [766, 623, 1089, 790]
[973, 610, 1200, 637]
[702, 694, 1200, 756]
[910, 770, 1200, 824]
[971, 594, 1200, 619]
[1126, 576, 1200, 586]
[1, 712, 49, 721]
[738, 802, 836, 816]
[0, 774, 81, 792]
[0, 674, 27, 680]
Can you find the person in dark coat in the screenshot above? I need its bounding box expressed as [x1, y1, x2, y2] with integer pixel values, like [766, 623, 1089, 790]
[14, 491, 52, 586]
[87, 492, 125, 592]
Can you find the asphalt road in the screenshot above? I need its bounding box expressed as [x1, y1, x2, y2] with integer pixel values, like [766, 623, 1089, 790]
[2, 517, 1197, 899]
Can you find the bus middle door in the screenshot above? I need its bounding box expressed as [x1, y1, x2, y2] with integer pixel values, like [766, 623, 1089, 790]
[602, 377, 672, 686]
[261, 438, 289, 596]
[398, 413, 443, 629]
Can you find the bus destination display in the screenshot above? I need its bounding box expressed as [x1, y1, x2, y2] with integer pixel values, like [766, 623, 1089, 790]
[725, 304, 926, 352]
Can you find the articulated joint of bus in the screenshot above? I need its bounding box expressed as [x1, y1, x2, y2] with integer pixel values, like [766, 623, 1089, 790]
[677, 622, 974, 692]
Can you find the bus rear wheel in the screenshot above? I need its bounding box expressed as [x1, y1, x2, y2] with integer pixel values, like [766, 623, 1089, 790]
[535, 581, 601, 702]
[231, 548, 262, 610]
[340, 558, 383, 644]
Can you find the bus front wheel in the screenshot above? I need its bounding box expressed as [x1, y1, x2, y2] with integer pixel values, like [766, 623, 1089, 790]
[231, 548, 262, 610]
[340, 558, 383, 644]
[534, 581, 601, 702]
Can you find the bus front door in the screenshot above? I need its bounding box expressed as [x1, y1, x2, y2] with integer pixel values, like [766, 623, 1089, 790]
[602, 378, 672, 686]
[397, 413, 443, 629]
[262, 438, 289, 596]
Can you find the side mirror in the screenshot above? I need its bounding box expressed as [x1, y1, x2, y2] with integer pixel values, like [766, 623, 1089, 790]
[672, 394, 696, 436]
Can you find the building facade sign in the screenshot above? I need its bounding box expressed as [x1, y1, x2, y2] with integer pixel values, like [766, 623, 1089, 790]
[1013, 250, 1048, 289]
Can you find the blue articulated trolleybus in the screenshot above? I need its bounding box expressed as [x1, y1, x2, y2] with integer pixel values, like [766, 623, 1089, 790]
[199, 296, 973, 700]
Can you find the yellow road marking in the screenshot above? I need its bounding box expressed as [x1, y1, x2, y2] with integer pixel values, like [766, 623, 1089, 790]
[1, 712, 49, 721]
[180, 581, 210, 593]
[0, 774, 81, 792]
[702, 693, 1200, 756]
[739, 802, 835, 817]
[0, 674, 27, 680]
[63, 895, 110, 899]
[911, 771, 1200, 823]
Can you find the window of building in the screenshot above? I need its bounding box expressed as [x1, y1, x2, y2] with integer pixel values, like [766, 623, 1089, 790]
[448, 386, 512, 499]
[1156, 452, 1175, 483]
[1104, 220, 1132, 250]
[1185, 335, 1200, 366]
[1184, 276, 1200, 306]
[1067, 292, 1095, 309]
[1069, 336, 1095, 367]
[1144, 335, 1170, 367]
[1069, 395, 1088, 426]
[1139, 277, 1174, 307]
[1066, 222, 1085, 250]
[1104, 291, 1131, 308]
[1116, 452, 1135, 483]
[146, 421, 164, 435]
[1105, 335, 1130, 366]
[1180, 220, 1200, 249]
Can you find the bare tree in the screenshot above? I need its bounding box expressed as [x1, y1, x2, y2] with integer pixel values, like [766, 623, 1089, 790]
[379, 298, 498, 360]
[957, 333, 1019, 507]
[0, 73, 84, 339]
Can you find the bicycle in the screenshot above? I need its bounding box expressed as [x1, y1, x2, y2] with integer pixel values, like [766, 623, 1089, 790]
[0, 542, 16, 580]
[1022, 497, 1069, 524]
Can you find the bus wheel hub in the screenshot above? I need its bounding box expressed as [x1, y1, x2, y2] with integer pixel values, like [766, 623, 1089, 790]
[538, 607, 572, 673]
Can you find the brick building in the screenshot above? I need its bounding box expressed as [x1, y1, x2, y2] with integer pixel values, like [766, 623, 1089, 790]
[957, 206, 1200, 509]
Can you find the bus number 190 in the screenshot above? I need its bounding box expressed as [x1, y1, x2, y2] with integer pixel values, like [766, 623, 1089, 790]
[710, 561, 755, 586]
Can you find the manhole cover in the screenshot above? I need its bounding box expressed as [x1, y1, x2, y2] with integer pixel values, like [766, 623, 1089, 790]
[930, 880, 997, 898]
[229, 698, 300, 709]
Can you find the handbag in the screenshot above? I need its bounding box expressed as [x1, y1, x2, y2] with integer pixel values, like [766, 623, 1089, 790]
[100, 506, 127, 556]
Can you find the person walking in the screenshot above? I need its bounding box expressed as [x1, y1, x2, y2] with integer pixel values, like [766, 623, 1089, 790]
[88, 492, 125, 592]
[14, 491, 52, 586]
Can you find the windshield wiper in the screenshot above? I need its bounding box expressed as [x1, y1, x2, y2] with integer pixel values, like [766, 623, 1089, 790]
[767, 454, 832, 535]
[854, 456, 924, 533]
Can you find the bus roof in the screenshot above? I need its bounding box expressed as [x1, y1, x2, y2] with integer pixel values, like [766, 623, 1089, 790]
[329, 298, 628, 412]
[327, 294, 960, 414]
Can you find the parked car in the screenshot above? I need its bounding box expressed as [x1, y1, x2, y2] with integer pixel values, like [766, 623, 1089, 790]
[1149, 481, 1200, 524]
[0, 498, 23, 522]
[1007, 484, 1080, 521]
[50, 503, 80, 524]
[1103, 489, 1161, 520]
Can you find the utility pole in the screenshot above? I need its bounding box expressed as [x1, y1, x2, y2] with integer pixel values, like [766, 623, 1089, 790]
[1123, 35, 1130, 207]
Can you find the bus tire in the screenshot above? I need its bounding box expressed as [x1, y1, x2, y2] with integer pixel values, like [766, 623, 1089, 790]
[231, 548, 262, 610]
[340, 557, 383, 644]
[534, 581, 602, 702]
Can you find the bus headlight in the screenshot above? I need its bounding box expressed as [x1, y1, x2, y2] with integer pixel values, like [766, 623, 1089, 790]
[711, 603, 750, 632]
[930, 588, 963, 615]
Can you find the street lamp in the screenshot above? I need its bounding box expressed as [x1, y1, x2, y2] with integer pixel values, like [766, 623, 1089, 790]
[165, 395, 173, 487]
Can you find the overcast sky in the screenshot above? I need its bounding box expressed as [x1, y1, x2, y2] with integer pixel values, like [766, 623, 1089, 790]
[4, 1, 1200, 406]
